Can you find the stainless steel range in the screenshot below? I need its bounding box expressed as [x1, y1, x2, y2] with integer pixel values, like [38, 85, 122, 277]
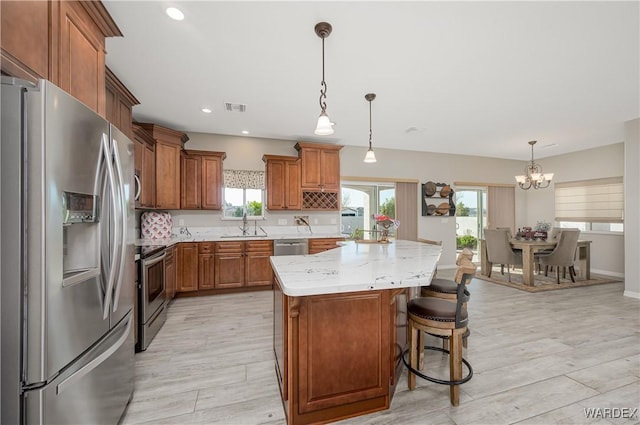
[136, 245, 167, 351]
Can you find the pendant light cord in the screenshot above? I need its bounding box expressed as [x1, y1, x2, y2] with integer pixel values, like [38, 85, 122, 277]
[369, 99, 373, 149]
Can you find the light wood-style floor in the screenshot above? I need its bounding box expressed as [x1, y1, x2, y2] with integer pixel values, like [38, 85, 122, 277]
[121, 276, 640, 425]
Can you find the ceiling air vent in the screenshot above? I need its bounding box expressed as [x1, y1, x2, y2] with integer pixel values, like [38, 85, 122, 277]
[224, 102, 246, 112]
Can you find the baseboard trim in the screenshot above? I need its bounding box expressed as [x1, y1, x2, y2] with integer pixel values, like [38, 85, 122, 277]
[591, 268, 624, 279]
[623, 290, 640, 299]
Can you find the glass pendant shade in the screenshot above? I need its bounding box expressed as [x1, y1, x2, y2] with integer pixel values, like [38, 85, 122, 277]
[364, 148, 377, 163]
[314, 111, 334, 135]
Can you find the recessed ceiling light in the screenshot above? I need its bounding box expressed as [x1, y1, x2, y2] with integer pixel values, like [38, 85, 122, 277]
[166, 7, 184, 21]
[241, 130, 249, 135]
[201, 108, 212, 114]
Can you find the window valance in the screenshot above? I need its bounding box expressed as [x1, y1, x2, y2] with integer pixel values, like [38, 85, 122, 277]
[223, 170, 265, 190]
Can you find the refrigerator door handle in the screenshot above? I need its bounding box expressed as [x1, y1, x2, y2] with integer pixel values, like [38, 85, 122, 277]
[55, 313, 132, 395]
[110, 139, 127, 313]
[101, 134, 119, 320]
[133, 174, 141, 201]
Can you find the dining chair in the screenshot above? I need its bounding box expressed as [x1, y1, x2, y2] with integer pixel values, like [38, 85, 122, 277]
[484, 228, 523, 282]
[535, 229, 580, 283]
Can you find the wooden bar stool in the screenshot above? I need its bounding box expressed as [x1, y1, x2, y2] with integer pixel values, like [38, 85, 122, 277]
[403, 273, 473, 406]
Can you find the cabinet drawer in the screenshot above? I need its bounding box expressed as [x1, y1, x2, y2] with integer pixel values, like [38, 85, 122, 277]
[245, 240, 273, 253]
[199, 242, 215, 254]
[215, 241, 244, 254]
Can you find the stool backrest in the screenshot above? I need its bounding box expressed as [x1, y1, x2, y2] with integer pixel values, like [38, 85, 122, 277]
[455, 273, 472, 328]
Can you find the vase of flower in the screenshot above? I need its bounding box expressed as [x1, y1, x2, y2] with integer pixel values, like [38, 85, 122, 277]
[374, 215, 400, 243]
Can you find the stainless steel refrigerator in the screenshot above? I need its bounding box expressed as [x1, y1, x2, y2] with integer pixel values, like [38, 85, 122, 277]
[1, 77, 135, 424]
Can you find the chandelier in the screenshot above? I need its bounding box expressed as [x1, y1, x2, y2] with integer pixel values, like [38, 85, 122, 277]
[314, 22, 334, 136]
[515, 140, 554, 190]
[363, 93, 377, 163]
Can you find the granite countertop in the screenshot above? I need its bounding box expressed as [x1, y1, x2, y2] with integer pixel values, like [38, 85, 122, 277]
[270, 240, 442, 297]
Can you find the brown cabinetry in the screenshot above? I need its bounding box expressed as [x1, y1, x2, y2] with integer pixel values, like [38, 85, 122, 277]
[295, 142, 342, 192]
[176, 242, 198, 292]
[274, 281, 406, 424]
[245, 240, 274, 287]
[263, 155, 301, 210]
[308, 238, 345, 255]
[214, 242, 245, 288]
[105, 67, 139, 140]
[294, 142, 342, 210]
[137, 123, 188, 210]
[1, 1, 121, 116]
[198, 243, 215, 290]
[132, 124, 156, 208]
[165, 245, 176, 301]
[181, 150, 225, 210]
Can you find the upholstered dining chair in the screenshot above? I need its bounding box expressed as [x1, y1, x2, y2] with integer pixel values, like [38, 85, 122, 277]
[484, 228, 523, 282]
[535, 228, 580, 283]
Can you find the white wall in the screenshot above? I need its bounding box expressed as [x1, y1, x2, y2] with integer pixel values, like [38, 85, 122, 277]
[624, 119, 640, 298]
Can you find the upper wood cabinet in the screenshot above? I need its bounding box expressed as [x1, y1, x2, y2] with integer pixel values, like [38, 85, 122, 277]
[181, 150, 226, 210]
[294, 142, 342, 192]
[137, 123, 188, 210]
[132, 124, 156, 209]
[105, 67, 139, 140]
[1, 1, 122, 117]
[263, 155, 301, 210]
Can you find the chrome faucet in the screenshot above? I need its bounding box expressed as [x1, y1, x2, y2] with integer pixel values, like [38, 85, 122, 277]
[239, 211, 249, 235]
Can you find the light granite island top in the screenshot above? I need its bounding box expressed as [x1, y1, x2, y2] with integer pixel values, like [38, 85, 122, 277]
[270, 239, 442, 296]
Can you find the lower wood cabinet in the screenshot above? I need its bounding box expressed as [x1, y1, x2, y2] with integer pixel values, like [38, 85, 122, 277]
[198, 242, 215, 290]
[308, 238, 345, 255]
[273, 278, 407, 424]
[175, 240, 274, 294]
[245, 240, 274, 287]
[176, 242, 198, 292]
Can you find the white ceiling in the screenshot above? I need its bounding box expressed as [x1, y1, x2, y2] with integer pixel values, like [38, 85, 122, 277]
[103, 1, 639, 161]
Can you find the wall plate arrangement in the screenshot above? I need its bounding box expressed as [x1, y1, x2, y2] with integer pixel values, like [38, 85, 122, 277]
[421, 181, 456, 217]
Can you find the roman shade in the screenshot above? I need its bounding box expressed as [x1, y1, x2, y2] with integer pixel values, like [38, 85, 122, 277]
[555, 177, 623, 223]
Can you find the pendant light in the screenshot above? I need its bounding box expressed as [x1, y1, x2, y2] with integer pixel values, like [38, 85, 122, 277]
[314, 22, 334, 136]
[515, 140, 554, 189]
[363, 93, 377, 163]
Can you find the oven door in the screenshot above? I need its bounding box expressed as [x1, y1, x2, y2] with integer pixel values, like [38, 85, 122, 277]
[141, 251, 166, 323]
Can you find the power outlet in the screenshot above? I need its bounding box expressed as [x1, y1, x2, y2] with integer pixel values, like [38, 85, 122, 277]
[330, 218, 337, 224]
[178, 219, 185, 226]
[294, 215, 310, 225]
[278, 219, 287, 225]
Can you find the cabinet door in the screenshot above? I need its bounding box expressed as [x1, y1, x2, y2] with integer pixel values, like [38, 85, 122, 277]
[201, 155, 222, 210]
[0, 0, 50, 81]
[176, 243, 198, 292]
[245, 241, 274, 287]
[155, 141, 181, 209]
[198, 254, 215, 289]
[300, 147, 322, 189]
[273, 277, 288, 400]
[141, 143, 156, 208]
[57, 1, 106, 116]
[266, 159, 286, 210]
[308, 238, 345, 255]
[181, 154, 201, 209]
[215, 242, 245, 288]
[285, 160, 302, 209]
[320, 150, 341, 191]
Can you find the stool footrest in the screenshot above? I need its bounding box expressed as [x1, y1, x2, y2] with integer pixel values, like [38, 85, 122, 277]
[402, 346, 473, 386]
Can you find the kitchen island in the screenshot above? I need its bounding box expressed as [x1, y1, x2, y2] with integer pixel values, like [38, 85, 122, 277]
[270, 240, 441, 425]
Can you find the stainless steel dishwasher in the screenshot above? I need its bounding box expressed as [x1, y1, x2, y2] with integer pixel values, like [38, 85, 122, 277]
[273, 239, 308, 256]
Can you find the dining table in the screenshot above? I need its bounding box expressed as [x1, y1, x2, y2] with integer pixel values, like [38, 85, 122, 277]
[480, 238, 592, 286]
